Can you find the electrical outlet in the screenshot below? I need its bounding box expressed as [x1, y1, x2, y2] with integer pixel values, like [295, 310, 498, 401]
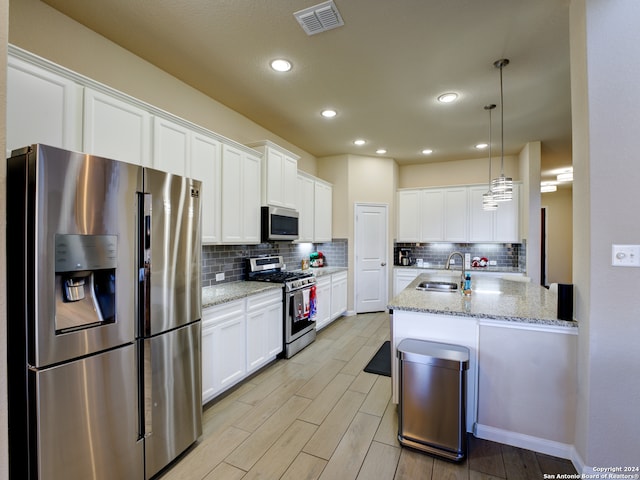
[489, 260, 497, 266]
[449, 259, 455, 264]
[612, 244, 640, 267]
[216, 272, 225, 281]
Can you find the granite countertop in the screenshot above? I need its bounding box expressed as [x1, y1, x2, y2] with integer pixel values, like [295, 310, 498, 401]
[387, 272, 577, 328]
[202, 281, 283, 308]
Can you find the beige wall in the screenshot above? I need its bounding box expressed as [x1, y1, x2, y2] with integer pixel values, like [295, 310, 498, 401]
[8, 0, 318, 174]
[398, 155, 520, 188]
[318, 154, 398, 311]
[542, 187, 573, 284]
[570, 0, 640, 468]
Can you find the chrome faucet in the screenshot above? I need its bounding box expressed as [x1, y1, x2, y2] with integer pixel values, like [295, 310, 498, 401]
[445, 251, 466, 288]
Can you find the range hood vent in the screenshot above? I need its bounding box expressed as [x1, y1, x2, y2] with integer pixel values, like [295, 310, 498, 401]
[294, 1, 344, 36]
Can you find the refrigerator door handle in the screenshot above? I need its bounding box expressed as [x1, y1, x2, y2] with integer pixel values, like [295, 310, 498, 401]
[142, 338, 153, 438]
[142, 261, 151, 336]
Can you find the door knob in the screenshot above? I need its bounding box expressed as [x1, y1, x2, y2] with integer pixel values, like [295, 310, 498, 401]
[381, 262, 387, 267]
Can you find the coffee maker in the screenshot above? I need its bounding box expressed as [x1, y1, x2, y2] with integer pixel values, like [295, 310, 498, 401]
[398, 248, 413, 266]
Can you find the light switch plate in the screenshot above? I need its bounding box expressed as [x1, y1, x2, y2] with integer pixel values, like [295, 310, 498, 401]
[611, 244, 640, 267]
[216, 272, 225, 281]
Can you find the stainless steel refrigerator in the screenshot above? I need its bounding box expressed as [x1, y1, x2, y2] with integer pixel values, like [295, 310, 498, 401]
[6, 144, 202, 480]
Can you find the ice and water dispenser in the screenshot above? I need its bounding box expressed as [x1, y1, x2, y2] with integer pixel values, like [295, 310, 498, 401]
[54, 234, 118, 332]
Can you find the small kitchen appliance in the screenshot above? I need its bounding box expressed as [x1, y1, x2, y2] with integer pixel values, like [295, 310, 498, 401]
[246, 256, 317, 358]
[398, 248, 413, 266]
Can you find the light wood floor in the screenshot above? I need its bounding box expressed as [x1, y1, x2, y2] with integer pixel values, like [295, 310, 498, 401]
[159, 312, 577, 480]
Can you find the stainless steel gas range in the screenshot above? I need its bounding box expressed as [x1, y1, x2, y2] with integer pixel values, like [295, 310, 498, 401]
[246, 256, 316, 358]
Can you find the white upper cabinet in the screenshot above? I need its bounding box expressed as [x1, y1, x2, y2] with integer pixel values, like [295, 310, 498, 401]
[468, 184, 520, 242]
[494, 184, 520, 242]
[83, 87, 151, 166]
[443, 187, 468, 242]
[247, 141, 299, 209]
[468, 186, 495, 241]
[190, 134, 221, 244]
[397, 184, 519, 243]
[152, 116, 189, 176]
[297, 173, 315, 242]
[421, 189, 445, 241]
[397, 190, 422, 242]
[6, 55, 82, 156]
[314, 180, 333, 243]
[220, 144, 261, 244]
[297, 172, 333, 243]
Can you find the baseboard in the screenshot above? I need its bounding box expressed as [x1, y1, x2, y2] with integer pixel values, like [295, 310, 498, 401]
[474, 424, 575, 461]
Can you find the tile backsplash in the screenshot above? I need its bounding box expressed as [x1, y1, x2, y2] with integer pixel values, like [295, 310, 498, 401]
[202, 239, 348, 287]
[395, 242, 524, 271]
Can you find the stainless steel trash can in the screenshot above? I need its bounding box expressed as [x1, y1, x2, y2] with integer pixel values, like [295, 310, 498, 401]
[397, 338, 470, 462]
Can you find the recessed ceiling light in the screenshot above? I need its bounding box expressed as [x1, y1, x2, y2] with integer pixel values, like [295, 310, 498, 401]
[270, 59, 292, 72]
[437, 92, 458, 103]
[475, 143, 489, 150]
[321, 109, 337, 118]
[421, 149, 433, 155]
[353, 139, 366, 146]
[376, 148, 387, 155]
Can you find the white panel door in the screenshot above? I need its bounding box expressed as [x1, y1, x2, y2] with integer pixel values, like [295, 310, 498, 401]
[355, 204, 388, 313]
[83, 88, 151, 165]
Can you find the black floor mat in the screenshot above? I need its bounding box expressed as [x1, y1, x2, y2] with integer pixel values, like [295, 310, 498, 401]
[364, 341, 391, 377]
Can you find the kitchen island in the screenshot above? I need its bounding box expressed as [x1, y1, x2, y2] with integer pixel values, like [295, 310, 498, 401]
[387, 272, 578, 460]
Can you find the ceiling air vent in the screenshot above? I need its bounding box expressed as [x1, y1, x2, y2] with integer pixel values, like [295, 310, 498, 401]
[294, 1, 344, 36]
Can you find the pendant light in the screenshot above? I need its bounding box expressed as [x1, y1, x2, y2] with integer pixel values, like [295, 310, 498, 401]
[482, 104, 498, 211]
[491, 58, 513, 202]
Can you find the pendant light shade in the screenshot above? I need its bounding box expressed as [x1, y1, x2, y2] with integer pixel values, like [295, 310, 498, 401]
[492, 58, 513, 202]
[482, 104, 498, 211]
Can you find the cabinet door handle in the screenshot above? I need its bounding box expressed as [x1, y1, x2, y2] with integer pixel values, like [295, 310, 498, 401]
[381, 262, 387, 267]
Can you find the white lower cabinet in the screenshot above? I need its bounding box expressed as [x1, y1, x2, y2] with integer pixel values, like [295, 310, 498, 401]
[246, 290, 283, 373]
[393, 268, 421, 296]
[201, 299, 246, 404]
[315, 271, 348, 331]
[202, 289, 283, 404]
[330, 272, 348, 320]
[314, 276, 332, 330]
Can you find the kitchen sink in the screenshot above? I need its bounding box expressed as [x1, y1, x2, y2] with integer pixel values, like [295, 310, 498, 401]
[415, 281, 459, 292]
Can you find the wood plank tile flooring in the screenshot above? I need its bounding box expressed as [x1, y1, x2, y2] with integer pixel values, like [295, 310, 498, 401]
[158, 312, 577, 480]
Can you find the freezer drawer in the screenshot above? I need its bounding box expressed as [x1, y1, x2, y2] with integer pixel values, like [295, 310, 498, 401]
[29, 344, 143, 480]
[142, 321, 202, 479]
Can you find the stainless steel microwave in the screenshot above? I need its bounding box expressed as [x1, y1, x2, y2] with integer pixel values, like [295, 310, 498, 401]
[261, 206, 299, 241]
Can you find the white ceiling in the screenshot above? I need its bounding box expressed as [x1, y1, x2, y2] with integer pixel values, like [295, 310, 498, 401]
[41, 0, 572, 182]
